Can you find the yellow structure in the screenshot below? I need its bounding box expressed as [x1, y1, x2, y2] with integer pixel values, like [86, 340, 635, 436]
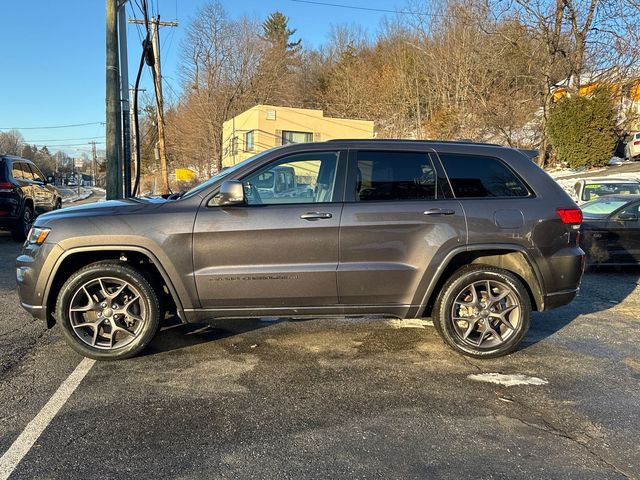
[221, 105, 374, 167]
[175, 168, 196, 181]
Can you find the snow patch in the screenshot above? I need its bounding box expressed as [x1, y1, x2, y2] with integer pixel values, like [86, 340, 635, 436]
[468, 373, 548, 387]
[387, 318, 433, 329]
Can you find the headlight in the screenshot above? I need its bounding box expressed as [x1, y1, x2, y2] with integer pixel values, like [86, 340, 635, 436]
[27, 227, 51, 245]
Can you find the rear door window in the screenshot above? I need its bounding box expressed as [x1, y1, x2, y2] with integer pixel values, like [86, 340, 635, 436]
[354, 150, 438, 201]
[438, 153, 530, 198]
[21, 163, 35, 180]
[11, 162, 24, 179]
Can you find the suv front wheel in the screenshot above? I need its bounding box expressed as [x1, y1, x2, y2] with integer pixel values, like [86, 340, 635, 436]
[433, 265, 531, 358]
[56, 261, 161, 360]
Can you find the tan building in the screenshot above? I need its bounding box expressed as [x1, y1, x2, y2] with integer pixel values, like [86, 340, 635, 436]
[221, 105, 374, 167]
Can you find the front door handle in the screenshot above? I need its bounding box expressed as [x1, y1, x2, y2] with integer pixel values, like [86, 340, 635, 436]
[300, 212, 333, 221]
[424, 208, 455, 216]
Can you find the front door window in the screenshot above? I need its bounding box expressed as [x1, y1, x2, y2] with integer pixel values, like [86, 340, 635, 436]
[242, 151, 339, 204]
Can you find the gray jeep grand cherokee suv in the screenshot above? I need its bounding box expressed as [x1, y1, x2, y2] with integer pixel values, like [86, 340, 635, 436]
[16, 140, 585, 360]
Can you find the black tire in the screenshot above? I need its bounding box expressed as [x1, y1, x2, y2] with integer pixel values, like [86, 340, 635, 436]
[11, 204, 34, 242]
[56, 261, 161, 360]
[433, 265, 531, 359]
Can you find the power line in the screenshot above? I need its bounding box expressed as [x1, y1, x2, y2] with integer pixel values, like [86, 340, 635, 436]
[0, 121, 105, 130]
[40, 142, 106, 147]
[289, 0, 437, 16]
[23, 136, 105, 143]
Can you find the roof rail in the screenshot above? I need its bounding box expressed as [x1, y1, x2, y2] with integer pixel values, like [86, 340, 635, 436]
[324, 138, 504, 147]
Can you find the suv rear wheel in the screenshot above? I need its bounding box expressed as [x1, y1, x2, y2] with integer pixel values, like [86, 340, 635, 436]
[56, 261, 161, 360]
[11, 204, 33, 241]
[433, 265, 531, 358]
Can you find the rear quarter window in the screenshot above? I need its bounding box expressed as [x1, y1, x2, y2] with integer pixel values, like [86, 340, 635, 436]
[438, 153, 530, 198]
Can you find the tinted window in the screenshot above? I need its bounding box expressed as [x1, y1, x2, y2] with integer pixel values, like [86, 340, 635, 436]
[11, 162, 24, 179]
[21, 163, 35, 180]
[355, 151, 437, 201]
[439, 153, 529, 198]
[617, 202, 640, 219]
[242, 151, 339, 205]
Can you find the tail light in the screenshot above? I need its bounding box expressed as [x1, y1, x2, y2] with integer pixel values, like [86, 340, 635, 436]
[0, 182, 14, 193]
[556, 207, 583, 225]
[634, 140, 640, 145]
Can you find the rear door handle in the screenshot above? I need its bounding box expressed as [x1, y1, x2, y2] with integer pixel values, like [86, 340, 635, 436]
[300, 212, 333, 220]
[423, 208, 455, 216]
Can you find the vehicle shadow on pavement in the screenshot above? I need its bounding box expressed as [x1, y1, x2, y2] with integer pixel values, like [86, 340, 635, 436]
[142, 317, 276, 356]
[522, 265, 640, 348]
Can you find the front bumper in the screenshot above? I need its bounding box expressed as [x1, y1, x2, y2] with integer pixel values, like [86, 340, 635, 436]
[16, 242, 64, 325]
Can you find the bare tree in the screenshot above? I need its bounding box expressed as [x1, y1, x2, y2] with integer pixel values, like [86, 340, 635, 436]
[0, 130, 24, 156]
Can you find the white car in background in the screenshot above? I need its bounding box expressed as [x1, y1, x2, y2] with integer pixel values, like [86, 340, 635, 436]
[573, 178, 640, 204]
[625, 132, 640, 160]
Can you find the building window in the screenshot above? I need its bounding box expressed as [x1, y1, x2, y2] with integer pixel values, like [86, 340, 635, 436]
[282, 130, 313, 145]
[245, 131, 254, 151]
[231, 136, 238, 155]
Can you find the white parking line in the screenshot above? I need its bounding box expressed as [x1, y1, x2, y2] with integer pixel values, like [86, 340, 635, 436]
[0, 358, 95, 480]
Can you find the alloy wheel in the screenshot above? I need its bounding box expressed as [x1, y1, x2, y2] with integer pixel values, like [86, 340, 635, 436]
[68, 277, 147, 350]
[450, 279, 522, 349]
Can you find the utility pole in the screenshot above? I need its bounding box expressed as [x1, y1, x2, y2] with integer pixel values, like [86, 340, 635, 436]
[118, 2, 131, 197]
[90, 141, 98, 187]
[106, 0, 122, 200]
[129, 16, 177, 195]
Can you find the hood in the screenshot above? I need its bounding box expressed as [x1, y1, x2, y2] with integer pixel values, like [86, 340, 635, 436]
[34, 196, 168, 226]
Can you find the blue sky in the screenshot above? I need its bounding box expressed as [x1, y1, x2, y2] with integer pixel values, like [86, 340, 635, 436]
[0, 0, 402, 156]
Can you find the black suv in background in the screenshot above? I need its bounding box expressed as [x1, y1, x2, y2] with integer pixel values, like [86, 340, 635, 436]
[16, 141, 585, 360]
[1, 155, 62, 241]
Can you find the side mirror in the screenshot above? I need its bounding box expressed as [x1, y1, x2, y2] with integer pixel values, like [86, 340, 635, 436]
[213, 180, 245, 206]
[618, 212, 638, 222]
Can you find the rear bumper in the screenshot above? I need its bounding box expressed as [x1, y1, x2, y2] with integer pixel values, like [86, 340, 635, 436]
[540, 246, 585, 311]
[0, 194, 21, 227]
[543, 289, 579, 310]
[0, 216, 19, 229]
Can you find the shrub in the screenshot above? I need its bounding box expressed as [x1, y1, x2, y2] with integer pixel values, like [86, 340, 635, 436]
[547, 87, 618, 168]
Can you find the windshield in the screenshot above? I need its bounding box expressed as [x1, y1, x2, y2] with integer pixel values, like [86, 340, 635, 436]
[181, 149, 275, 199]
[581, 198, 629, 218]
[581, 182, 640, 201]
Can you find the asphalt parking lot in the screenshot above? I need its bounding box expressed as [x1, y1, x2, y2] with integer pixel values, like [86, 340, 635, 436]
[0, 207, 639, 478]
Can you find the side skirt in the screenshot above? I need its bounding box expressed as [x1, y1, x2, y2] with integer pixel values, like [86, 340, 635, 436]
[182, 304, 418, 323]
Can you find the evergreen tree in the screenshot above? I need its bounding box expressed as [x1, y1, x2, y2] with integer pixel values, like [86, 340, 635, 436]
[262, 11, 301, 52]
[253, 11, 303, 106]
[547, 87, 618, 169]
